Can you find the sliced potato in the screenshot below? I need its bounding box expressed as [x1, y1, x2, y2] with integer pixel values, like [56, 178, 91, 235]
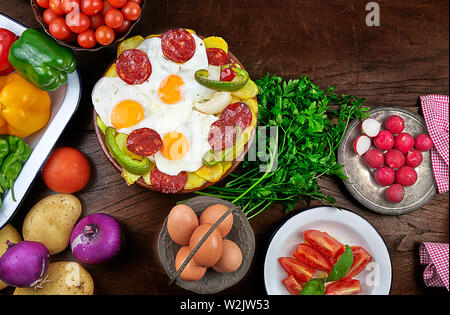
[195, 163, 223, 182]
[184, 172, 207, 190]
[0, 224, 22, 290]
[203, 36, 228, 53]
[23, 194, 82, 255]
[224, 126, 254, 161]
[104, 63, 118, 78]
[145, 34, 161, 39]
[121, 169, 141, 186]
[231, 79, 258, 99]
[14, 262, 94, 295]
[231, 96, 241, 104]
[185, 28, 196, 34]
[242, 98, 258, 114]
[221, 161, 233, 174]
[117, 35, 145, 57]
[142, 162, 156, 185]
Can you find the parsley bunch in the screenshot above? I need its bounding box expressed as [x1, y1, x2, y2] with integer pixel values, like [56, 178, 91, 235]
[197, 74, 370, 219]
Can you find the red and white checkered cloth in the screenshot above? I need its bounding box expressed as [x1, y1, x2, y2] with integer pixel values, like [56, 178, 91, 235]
[419, 242, 449, 290]
[420, 95, 449, 194]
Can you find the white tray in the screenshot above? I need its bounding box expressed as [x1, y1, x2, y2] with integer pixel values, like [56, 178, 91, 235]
[0, 13, 81, 228]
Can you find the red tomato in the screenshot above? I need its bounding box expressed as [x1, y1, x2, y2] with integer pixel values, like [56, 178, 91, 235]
[49, 17, 71, 39]
[104, 9, 124, 28]
[100, 0, 114, 15]
[43, 8, 60, 25]
[95, 25, 115, 45]
[81, 0, 104, 16]
[293, 243, 333, 272]
[77, 28, 97, 48]
[121, 1, 141, 21]
[42, 147, 91, 194]
[36, 0, 50, 8]
[278, 257, 315, 283]
[343, 246, 372, 280]
[61, 0, 80, 13]
[282, 275, 303, 295]
[49, 0, 65, 15]
[114, 19, 131, 35]
[89, 14, 104, 29]
[304, 230, 345, 260]
[206, 48, 231, 66]
[220, 67, 236, 82]
[128, 0, 141, 4]
[108, 0, 127, 8]
[325, 279, 362, 295]
[66, 11, 91, 33]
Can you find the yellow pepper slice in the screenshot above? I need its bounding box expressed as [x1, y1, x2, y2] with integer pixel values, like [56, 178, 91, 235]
[0, 73, 51, 137]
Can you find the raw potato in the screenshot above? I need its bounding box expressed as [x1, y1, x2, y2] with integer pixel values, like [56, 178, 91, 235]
[0, 224, 22, 290]
[22, 194, 82, 255]
[116, 35, 145, 57]
[13, 262, 94, 295]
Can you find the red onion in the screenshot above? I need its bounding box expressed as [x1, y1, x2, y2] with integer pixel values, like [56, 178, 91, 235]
[0, 241, 49, 288]
[70, 213, 122, 264]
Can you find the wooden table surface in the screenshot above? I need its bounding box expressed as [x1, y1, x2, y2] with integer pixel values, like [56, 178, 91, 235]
[1, 0, 448, 295]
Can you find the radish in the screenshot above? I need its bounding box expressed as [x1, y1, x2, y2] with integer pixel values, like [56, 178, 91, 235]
[353, 135, 371, 156]
[373, 130, 394, 151]
[384, 149, 405, 169]
[374, 166, 395, 186]
[361, 118, 381, 137]
[405, 150, 423, 168]
[394, 133, 414, 154]
[384, 115, 405, 134]
[395, 166, 418, 187]
[414, 134, 433, 152]
[362, 148, 384, 168]
[385, 184, 405, 203]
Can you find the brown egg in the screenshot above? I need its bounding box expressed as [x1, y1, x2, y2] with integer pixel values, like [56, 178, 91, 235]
[212, 239, 243, 274]
[189, 223, 223, 267]
[175, 246, 207, 282]
[167, 204, 199, 245]
[199, 204, 233, 237]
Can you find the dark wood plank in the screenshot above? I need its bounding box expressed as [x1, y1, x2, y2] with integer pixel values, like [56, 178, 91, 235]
[0, 0, 448, 295]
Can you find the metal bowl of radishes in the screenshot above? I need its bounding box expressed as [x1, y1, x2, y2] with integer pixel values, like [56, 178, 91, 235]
[337, 107, 437, 215]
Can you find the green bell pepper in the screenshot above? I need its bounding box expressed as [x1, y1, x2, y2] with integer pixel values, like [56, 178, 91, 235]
[194, 67, 249, 91]
[8, 28, 77, 91]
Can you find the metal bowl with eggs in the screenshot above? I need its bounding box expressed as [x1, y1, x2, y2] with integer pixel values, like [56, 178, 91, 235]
[157, 196, 255, 294]
[92, 29, 258, 194]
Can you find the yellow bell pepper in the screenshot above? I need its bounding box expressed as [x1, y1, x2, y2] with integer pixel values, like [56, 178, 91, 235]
[0, 73, 51, 137]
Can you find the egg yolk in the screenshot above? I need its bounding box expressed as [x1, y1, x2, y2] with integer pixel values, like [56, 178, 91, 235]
[110, 100, 145, 129]
[158, 75, 184, 104]
[162, 131, 189, 160]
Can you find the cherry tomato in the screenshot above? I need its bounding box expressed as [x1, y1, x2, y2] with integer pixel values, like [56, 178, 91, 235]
[49, 17, 71, 40]
[42, 147, 91, 194]
[81, 0, 104, 16]
[101, 0, 114, 15]
[89, 14, 104, 29]
[114, 19, 131, 35]
[108, 0, 127, 8]
[95, 25, 115, 45]
[128, 0, 141, 4]
[49, 0, 65, 15]
[104, 9, 124, 28]
[36, 0, 50, 8]
[43, 7, 60, 25]
[77, 28, 97, 48]
[121, 1, 140, 21]
[220, 67, 236, 82]
[61, 0, 80, 13]
[66, 11, 91, 33]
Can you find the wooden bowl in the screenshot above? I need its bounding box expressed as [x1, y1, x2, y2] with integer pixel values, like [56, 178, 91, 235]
[93, 36, 258, 193]
[157, 196, 255, 294]
[30, 0, 145, 51]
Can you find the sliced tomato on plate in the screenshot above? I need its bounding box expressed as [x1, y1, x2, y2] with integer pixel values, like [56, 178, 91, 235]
[282, 275, 303, 295]
[293, 243, 333, 272]
[342, 246, 372, 280]
[325, 278, 362, 295]
[278, 257, 315, 283]
[304, 230, 345, 260]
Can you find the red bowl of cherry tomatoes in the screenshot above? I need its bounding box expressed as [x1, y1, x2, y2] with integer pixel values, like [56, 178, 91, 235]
[31, 0, 144, 51]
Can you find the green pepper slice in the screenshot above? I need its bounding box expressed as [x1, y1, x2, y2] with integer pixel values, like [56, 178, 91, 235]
[105, 127, 150, 175]
[194, 67, 249, 91]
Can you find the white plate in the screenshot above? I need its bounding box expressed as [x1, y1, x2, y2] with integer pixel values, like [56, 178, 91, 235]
[0, 13, 81, 228]
[264, 206, 392, 295]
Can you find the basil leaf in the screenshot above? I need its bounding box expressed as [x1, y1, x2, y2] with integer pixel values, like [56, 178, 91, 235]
[326, 245, 353, 282]
[299, 278, 325, 295]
